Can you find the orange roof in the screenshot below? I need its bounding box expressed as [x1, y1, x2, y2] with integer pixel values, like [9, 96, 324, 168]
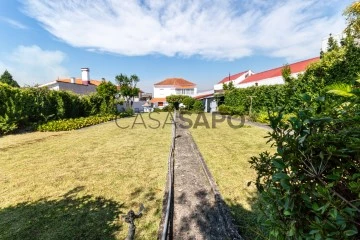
[154, 78, 196, 88]
[57, 78, 102, 86]
[218, 71, 248, 84]
[150, 98, 166, 103]
[240, 57, 320, 85]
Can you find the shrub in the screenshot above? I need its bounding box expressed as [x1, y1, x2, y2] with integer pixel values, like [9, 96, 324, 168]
[162, 105, 174, 112]
[182, 96, 195, 110]
[192, 100, 203, 112]
[37, 115, 116, 132]
[249, 92, 360, 239]
[218, 104, 245, 116]
[0, 83, 117, 135]
[152, 108, 162, 113]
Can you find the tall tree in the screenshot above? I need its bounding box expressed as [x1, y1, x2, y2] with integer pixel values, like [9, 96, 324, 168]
[115, 74, 140, 108]
[0, 70, 20, 87]
[344, 1, 360, 37]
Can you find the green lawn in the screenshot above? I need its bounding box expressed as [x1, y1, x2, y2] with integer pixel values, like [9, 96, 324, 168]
[0, 113, 172, 239]
[188, 113, 273, 239]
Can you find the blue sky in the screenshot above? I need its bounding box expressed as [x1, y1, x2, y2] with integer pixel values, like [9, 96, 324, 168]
[0, 0, 353, 92]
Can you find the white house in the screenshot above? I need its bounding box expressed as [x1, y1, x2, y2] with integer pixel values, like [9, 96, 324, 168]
[237, 57, 320, 88]
[38, 68, 102, 95]
[213, 70, 254, 91]
[151, 78, 197, 108]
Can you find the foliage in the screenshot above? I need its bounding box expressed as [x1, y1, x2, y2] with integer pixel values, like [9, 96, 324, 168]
[249, 90, 360, 239]
[182, 96, 195, 110]
[223, 81, 235, 91]
[37, 115, 116, 131]
[166, 95, 187, 110]
[96, 80, 117, 99]
[115, 74, 140, 107]
[162, 105, 174, 112]
[0, 70, 20, 88]
[217, 104, 245, 116]
[0, 83, 117, 135]
[344, 1, 360, 37]
[192, 100, 203, 113]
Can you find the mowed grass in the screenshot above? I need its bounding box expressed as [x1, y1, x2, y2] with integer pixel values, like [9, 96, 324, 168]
[188, 113, 274, 239]
[0, 112, 173, 239]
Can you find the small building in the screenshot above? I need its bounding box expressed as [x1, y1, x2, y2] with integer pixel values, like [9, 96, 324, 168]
[196, 57, 320, 112]
[38, 68, 102, 95]
[214, 70, 254, 92]
[151, 78, 197, 109]
[237, 57, 320, 88]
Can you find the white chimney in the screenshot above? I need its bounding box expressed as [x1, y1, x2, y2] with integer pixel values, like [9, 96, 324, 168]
[70, 77, 76, 84]
[81, 68, 90, 85]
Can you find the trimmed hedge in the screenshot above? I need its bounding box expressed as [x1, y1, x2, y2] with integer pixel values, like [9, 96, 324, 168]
[0, 83, 116, 134]
[36, 115, 116, 131]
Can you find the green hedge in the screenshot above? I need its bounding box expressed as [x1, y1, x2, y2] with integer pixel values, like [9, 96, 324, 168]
[36, 115, 116, 132]
[223, 45, 359, 116]
[0, 83, 116, 134]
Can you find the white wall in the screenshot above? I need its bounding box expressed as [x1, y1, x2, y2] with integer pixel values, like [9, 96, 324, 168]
[236, 72, 300, 89]
[153, 86, 197, 98]
[214, 70, 253, 90]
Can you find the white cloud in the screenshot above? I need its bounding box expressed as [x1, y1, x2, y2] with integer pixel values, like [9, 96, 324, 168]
[1, 17, 28, 29]
[23, 0, 348, 60]
[0, 45, 68, 86]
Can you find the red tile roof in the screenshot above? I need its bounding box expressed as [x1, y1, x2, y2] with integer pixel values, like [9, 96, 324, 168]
[218, 71, 248, 84]
[154, 78, 196, 88]
[57, 78, 102, 86]
[150, 97, 166, 103]
[240, 57, 320, 84]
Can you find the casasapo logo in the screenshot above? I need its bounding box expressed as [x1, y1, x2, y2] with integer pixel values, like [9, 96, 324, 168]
[115, 112, 245, 129]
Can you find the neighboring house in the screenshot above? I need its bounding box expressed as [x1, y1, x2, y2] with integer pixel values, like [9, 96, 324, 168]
[38, 68, 102, 95]
[213, 70, 254, 92]
[151, 78, 197, 108]
[237, 57, 320, 88]
[195, 57, 320, 112]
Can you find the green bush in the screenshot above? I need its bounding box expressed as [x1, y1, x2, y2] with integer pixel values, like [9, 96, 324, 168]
[0, 83, 117, 135]
[37, 115, 116, 132]
[218, 104, 245, 116]
[249, 92, 360, 239]
[162, 105, 174, 112]
[152, 108, 162, 113]
[192, 100, 203, 112]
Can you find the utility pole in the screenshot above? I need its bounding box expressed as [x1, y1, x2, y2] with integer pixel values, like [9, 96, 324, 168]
[248, 96, 256, 116]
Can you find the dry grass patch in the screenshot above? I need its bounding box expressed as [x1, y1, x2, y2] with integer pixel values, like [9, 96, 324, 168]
[188, 113, 274, 239]
[0, 113, 172, 239]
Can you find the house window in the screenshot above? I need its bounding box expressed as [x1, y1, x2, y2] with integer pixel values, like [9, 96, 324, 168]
[175, 88, 194, 95]
[158, 102, 163, 106]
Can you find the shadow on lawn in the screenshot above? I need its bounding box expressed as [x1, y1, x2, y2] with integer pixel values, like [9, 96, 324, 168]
[225, 192, 268, 240]
[0, 187, 124, 240]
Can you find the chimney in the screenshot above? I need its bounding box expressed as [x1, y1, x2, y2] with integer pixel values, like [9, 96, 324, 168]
[81, 68, 90, 85]
[70, 77, 76, 84]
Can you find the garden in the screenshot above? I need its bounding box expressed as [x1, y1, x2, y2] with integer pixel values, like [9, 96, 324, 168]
[0, 113, 172, 239]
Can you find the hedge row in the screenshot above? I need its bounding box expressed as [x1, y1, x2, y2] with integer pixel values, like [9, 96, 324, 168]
[36, 115, 116, 132]
[0, 83, 116, 134]
[223, 44, 360, 115]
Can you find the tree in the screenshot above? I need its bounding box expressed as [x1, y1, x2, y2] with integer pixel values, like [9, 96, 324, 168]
[166, 95, 186, 110]
[344, 1, 360, 37]
[327, 34, 340, 52]
[96, 80, 117, 98]
[182, 96, 195, 110]
[115, 74, 140, 108]
[223, 81, 235, 91]
[0, 70, 20, 88]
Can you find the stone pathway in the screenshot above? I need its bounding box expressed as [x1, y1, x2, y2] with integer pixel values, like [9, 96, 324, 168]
[172, 118, 242, 240]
